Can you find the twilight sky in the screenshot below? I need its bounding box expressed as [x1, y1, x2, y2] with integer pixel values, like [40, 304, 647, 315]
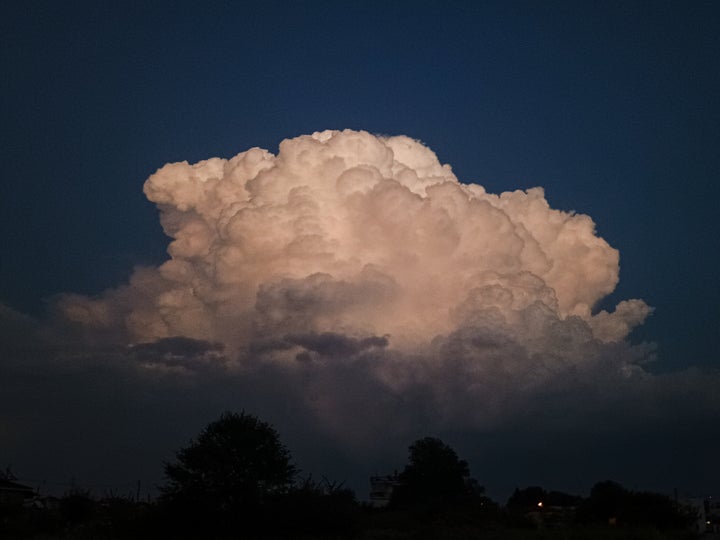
[1, 1, 719, 500]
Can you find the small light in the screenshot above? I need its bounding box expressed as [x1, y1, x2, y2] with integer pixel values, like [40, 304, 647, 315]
[537, 501, 543, 508]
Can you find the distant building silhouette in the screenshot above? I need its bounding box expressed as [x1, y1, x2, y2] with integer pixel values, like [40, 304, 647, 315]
[369, 474, 401, 507]
[0, 478, 35, 506]
[704, 497, 720, 533]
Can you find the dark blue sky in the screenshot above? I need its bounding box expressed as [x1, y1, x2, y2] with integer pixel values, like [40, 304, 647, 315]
[1, 1, 719, 498]
[3, 1, 718, 372]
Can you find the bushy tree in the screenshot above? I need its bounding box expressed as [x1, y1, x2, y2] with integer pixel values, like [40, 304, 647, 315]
[583, 480, 627, 523]
[578, 480, 695, 530]
[391, 436, 471, 510]
[161, 411, 296, 522]
[507, 486, 546, 512]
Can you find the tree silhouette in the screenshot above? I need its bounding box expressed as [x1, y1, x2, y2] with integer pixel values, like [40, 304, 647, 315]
[507, 486, 546, 512]
[391, 436, 471, 510]
[583, 480, 627, 523]
[160, 411, 296, 524]
[578, 480, 695, 529]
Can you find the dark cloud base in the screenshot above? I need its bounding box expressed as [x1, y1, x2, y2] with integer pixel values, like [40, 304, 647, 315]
[2, 305, 718, 501]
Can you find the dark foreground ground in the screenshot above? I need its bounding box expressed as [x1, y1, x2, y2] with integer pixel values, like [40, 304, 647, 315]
[0, 528, 708, 540]
[1, 506, 707, 540]
[1, 486, 709, 540]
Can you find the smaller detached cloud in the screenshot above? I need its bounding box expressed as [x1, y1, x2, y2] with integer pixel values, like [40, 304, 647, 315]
[127, 336, 227, 373]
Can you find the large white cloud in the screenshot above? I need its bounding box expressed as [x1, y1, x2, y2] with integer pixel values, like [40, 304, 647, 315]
[5, 130, 720, 496]
[58, 129, 649, 351]
[48, 129, 666, 452]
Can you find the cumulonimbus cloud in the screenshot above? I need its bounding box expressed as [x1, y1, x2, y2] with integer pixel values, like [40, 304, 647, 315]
[54, 129, 657, 438]
[59, 129, 649, 344]
[6, 129, 720, 497]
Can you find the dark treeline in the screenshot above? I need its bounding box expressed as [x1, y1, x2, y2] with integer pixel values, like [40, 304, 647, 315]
[0, 411, 704, 539]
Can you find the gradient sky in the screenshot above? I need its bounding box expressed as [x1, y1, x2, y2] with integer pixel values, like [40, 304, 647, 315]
[1, 1, 719, 500]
